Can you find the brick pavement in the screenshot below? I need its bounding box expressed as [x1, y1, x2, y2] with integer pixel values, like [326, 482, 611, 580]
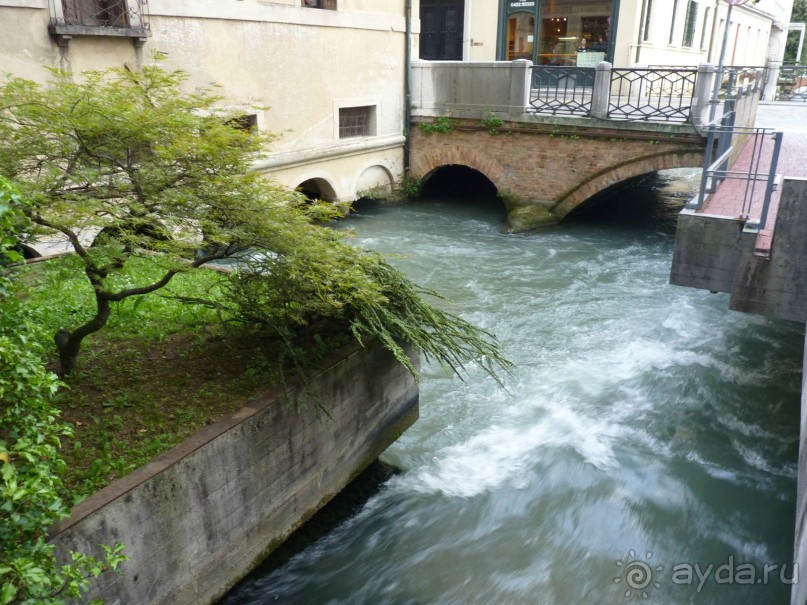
[698, 103, 807, 255]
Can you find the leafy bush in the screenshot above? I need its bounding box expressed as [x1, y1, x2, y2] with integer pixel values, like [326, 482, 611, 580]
[0, 177, 125, 605]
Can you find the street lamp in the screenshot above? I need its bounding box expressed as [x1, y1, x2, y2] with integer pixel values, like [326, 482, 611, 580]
[708, 0, 757, 123]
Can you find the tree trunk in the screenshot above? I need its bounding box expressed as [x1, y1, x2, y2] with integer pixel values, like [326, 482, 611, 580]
[54, 296, 111, 376]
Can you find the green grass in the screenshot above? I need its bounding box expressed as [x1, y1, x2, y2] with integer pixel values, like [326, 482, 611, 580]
[12, 257, 279, 503]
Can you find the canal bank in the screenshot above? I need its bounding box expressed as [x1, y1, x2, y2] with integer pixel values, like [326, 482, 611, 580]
[50, 343, 418, 605]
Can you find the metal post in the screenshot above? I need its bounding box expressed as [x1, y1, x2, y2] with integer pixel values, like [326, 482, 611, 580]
[751, 131, 783, 231]
[708, 2, 736, 124]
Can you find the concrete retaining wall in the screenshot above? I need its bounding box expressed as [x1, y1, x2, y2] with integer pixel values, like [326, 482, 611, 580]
[671, 178, 807, 323]
[50, 343, 419, 605]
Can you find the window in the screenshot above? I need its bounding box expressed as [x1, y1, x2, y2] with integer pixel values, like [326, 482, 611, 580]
[682, 1, 698, 47]
[420, 0, 464, 61]
[226, 114, 259, 133]
[700, 7, 711, 50]
[302, 0, 336, 9]
[61, 0, 130, 28]
[669, 0, 680, 45]
[50, 0, 150, 40]
[339, 106, 375, 139]
[642, 0, 653, 42]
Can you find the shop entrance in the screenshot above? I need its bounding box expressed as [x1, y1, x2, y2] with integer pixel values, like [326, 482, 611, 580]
[499, 0, 616, 67]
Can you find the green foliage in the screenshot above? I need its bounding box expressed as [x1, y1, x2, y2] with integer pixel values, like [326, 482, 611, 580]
[418, 116, 456, 134]
[220, 239, 512, 384]
[0, 62, 342, 374]
[0, 177, 125, 604]
[480, 113, 505, 136]
[785, 0, 807, 63]
[395, 176, 423, 200]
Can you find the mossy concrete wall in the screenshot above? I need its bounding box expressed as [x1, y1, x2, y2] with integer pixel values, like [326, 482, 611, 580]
[50, 343, 419, 605]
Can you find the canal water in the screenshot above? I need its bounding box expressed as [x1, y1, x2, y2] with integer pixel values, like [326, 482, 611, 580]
[222, 173, 803, 605]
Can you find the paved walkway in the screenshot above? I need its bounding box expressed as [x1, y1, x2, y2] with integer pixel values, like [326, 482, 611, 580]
[699, 102, 807, 255]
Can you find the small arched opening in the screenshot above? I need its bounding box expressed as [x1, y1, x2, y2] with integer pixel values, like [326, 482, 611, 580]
[296, 178, 338, 203]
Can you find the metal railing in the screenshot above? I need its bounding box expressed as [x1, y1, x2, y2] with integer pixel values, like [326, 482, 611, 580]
[608, 67, 697, 122]
[529, 67, 594, 116]
[773, 65, 807, 101]
[528, 64, 704, 124]
[49, 0, 150, 31]
[722, 66, 768, 98]
[691, 100, 782, 230]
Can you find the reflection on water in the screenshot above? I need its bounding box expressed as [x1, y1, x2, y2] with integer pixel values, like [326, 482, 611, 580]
[222, 176, 802, 605]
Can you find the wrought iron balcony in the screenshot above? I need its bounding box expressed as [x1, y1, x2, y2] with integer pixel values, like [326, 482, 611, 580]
[48, 0, 151, 41]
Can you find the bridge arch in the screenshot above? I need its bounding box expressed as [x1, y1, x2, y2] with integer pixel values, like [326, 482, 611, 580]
[421, 164, 500, 202]
[553, 151, 704, 220]
[411, 146, 507, 194]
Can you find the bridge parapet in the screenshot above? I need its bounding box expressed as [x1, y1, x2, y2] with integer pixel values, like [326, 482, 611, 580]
[411, 60, 768, 133]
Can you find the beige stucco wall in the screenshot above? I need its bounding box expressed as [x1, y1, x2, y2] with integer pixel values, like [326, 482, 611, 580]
[0, 0, 409, 200]
[619, 0, 780, 67]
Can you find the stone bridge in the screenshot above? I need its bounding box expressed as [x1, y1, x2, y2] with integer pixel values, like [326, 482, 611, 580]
[409, 60, 762, 231]
[410, 117, 706, 230]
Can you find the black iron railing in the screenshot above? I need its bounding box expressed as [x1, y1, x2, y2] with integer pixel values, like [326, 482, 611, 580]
[607, 68, 697, 122]
[529, 67, 595, 116]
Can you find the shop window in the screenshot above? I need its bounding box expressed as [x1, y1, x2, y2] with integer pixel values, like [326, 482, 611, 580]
[339, 106, 375, 139]
[508, 12, 535, 61]
[303, 0, 337, 9]
[682, 1, 698, 47]
[536, 0, 612, 66]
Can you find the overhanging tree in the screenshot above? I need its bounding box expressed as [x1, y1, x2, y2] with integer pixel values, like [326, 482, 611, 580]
[0, 64, 510, 380]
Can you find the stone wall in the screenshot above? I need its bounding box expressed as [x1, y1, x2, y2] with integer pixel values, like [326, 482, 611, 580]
[50, 343, 419, 605]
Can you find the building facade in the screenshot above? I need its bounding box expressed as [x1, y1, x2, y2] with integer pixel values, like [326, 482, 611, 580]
[0, 0, 414, 202]
[419, 0, 794, 67]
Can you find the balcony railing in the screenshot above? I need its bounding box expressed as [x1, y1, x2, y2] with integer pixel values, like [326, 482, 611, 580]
[48, 0, 150, 39]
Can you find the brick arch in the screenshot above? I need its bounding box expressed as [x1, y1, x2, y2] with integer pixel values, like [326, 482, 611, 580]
[411, 144, 507, 192]
[552, 150, 705, 220]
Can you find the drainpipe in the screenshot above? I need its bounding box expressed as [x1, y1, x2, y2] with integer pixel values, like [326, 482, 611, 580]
[404, 0, 413, 175]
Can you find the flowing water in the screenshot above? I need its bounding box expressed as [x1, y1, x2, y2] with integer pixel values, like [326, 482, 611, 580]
[222, 175, 803, 605]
